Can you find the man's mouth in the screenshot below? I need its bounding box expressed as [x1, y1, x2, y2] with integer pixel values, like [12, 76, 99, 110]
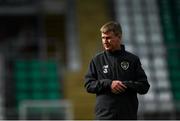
[104, 43, 110, 48]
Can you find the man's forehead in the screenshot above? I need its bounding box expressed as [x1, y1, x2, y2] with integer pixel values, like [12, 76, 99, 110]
[102, 31, 115, 36]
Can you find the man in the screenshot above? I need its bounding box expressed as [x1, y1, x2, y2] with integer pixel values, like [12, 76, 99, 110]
[84, 21, 150, 120]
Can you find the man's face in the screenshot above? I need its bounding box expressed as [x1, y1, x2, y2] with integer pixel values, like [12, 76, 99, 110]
[101, 31, 121, 52]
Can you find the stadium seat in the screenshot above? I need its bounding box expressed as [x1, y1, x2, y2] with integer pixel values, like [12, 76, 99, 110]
[14, 59, 63, 107]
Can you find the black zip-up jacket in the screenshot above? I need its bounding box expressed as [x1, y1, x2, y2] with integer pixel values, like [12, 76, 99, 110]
[84, 45, 150, 120]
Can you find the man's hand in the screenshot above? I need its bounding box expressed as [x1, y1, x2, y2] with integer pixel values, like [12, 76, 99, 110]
[111, 80, 127, 94]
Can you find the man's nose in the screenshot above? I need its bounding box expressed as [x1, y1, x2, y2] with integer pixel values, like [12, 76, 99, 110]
[103, 40, 108, 44]
[104, 38, 109, 42]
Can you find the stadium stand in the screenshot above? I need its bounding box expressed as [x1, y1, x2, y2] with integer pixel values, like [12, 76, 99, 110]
[158, 0, 180, 118]
[14, 59, 62, 102]
[0, 0, 69, 119]
[113, 0, 179, 119]
[14, 59, 64, 119]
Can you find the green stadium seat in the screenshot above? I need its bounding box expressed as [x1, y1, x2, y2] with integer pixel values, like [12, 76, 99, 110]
[13, 59, 63, 107]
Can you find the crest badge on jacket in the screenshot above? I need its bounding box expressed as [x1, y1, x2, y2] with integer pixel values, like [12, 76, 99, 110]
[121, 61, 129, 70]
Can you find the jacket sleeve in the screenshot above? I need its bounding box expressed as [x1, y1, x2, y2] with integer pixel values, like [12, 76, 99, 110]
[84, 59, 112, 94]
[123, 58, 150, 95]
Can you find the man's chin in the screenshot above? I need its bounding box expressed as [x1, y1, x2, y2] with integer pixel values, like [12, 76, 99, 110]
[105, 48, 112, 51]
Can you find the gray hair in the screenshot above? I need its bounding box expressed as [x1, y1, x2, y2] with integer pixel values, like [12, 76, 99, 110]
[100, 21, 122, 36]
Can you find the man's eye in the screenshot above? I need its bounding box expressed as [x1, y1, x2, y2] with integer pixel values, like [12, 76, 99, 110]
[102, 37, 111, 39]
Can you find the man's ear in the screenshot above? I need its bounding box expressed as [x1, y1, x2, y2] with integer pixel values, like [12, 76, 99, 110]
[118, 34, 122, 39]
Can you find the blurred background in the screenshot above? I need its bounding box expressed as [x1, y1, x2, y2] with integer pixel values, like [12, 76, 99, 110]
[0, 0, 179, 120]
